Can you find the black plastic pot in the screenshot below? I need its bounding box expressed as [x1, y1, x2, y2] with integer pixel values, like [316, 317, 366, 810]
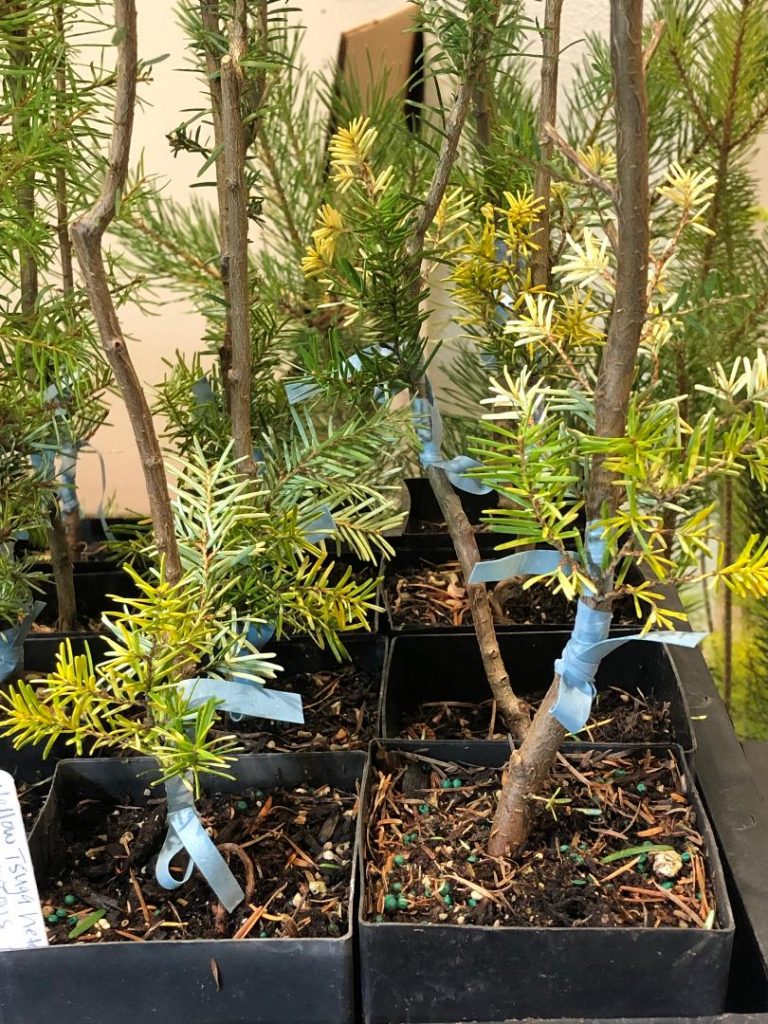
[403, 478, 499, 538]
[358, 739, 734, 1024]
[381, 632, 695, 759]
[33, 560, 139, 624]
[0, 751, 365, 1024]
[383, 545, 646, 635]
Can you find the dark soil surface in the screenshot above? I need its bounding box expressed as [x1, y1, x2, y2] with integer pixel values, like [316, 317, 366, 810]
[400, 687, 673, 743]
[387, 560, 641, 628]
[40, 781, 358, 944]
[364, 746, 717, 930]
[217, 664, 379, 753]
[18, 775, 55, 830]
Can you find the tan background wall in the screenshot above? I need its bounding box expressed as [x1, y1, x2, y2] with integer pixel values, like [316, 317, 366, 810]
[76, 1, 768, 515]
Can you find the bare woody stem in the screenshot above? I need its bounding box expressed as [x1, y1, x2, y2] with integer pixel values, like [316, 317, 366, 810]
[426, 466, 530, 739]
[402, 1, 524, 735]
[220, 27, 255, 474]
[530, 0, 563, 291]
[199, 0, 233, 411]
[488, 0, 649, 857]
[71, 0, 182, 584]
[54, 1, 81, 560]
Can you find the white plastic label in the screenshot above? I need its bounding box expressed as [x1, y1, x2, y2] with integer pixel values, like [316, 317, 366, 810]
[0, 771, 48, 950]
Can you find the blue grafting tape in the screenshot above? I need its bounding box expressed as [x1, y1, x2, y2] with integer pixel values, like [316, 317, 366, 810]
[468, 548, 565, 584]
[181, 677, 304, 724]
[551, 599, 613, 732]
[411, 382, 492, 497]
[0, 602, 45, 683]
[56, 442, 80, 517]
[285, 379, 323, 405]
[191, 376, 216, 406]
[156, 775, 244, 911]
[301, 506, 336, 545]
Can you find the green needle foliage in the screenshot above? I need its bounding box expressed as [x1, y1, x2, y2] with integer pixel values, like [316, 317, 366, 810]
[0, 438, 386, 786]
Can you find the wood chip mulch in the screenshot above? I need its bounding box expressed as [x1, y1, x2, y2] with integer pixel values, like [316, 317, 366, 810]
[364, 747, 717, 930]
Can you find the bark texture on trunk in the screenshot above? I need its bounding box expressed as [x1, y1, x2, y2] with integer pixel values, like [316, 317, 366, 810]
[426, 466, 530, 740]
[70, 0, 182, 584]
[530, 0, 563, 291]
[488, 0, 650, 857]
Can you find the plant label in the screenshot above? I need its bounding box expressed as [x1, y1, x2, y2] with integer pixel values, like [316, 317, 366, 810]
[0, 771, 48, 951]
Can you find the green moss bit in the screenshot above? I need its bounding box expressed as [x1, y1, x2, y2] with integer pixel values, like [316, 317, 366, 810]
[636, 782, 647, 794]
[394, 854, 406, 866]
[46, 914, 58, 925]
[236, 800, 248, 812]
[467, 898, 478, 908]
[440, 779, 453, 790]
[451, 778, 462, 789]
[571, 879, 587, 886]
[559, 843, 570, 853]
[418, 804, 431, 815]
[384, 894, 398, 913]
[467, 854, 478, 863]
[64, 894, 76, 907]
[661, 880, 675, 890]
[391, 882, 402, 892]
[681, 852, 691, 862]
[443, 895, 453, 907]
[396, 896, 410, 910]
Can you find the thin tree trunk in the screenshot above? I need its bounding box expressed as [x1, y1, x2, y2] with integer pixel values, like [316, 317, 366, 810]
[54, 1, 80, 557]
[71, 0, 182, 584]
[489, 0, 649, 857]
[403, 0, 525, 733]
[199, 0, 233, 411]
[723, 476, 734, 712]
[220, 19, 254, 474]
[531, 0, 564, 291]
[48, 511, 77, 631]
[426, 466, 530, 740]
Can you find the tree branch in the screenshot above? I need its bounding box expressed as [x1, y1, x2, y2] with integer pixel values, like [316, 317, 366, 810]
[199, 0, 233, 411]
[588, 0, 649, 522]
[70, 0, 182, 584]
[220, 41, 255, 475]
[426, 466, 530, 740]
[489, 0, 650, 858]
[531, 0, 564, 291]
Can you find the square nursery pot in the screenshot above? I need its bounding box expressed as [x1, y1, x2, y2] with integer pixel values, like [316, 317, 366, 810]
[382, 544, 647, 635]
[246, 634, 387, 751]
[30, 559, 139, 642]
[380, 632, 695, 761]
[1, 751, 366, 1024]
[403, 478, 499, 541]
[358, 740, 735, 1024]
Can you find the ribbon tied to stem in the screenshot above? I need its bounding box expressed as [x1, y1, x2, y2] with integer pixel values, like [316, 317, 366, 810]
[468, 523, 706, 733]
[155, 663, 305, 909]
[411, 379, 492, 497]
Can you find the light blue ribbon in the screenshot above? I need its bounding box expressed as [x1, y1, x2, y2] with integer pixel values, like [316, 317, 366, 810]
[181, 676, 304, 724]
[155, 775, 245, 912]
[468, 522, 706, 732]
[155, 643, 305, 905]
[301, 506, 336, 545]
[412, 379, 492, 496]
[191, 376, 216, 406]
[0, 601, 45, 683]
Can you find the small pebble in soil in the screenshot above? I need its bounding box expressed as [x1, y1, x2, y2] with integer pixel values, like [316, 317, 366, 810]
[467, 899, 478, 908]
[46, 914, 58, 925]
[259, 931, 269, 938]
[660, 880, 675, 890]
[442, 895, 453, 907]
[681, 851, 691, 862]
[236, 800, 248, 811]
[440, 779, 453, 790]
[636, 782, 647, 794]
[467, 854, 478, 863]
[384, 894, 398, 913]
[397, 896, 409, 910]
[64, 894, 76, 907]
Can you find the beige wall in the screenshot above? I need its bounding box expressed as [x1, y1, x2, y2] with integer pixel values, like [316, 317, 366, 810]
[76, 2, 768, 514]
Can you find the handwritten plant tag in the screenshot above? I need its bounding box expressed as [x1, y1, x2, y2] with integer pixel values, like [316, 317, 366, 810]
[0, 771, 48, 950]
